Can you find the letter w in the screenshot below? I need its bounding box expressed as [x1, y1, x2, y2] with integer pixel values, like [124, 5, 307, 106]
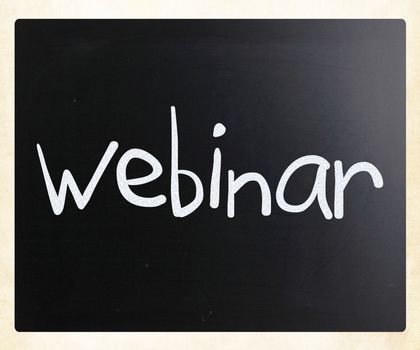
[36, 141, 119, 215]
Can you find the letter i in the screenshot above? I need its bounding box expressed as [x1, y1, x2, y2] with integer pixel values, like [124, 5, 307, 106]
[210, 122, 226, 209]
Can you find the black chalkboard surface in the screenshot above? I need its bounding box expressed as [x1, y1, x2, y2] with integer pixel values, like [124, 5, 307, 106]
[15, 20, 405, 331]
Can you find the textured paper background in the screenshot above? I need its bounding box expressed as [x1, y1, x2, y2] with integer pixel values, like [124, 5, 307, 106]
[0, 0, 418, 348]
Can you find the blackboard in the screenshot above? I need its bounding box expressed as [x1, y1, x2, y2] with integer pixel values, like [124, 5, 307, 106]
[15, 19, 405, 331]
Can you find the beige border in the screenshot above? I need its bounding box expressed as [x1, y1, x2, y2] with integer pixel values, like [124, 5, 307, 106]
[1, 1, 419, 349]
